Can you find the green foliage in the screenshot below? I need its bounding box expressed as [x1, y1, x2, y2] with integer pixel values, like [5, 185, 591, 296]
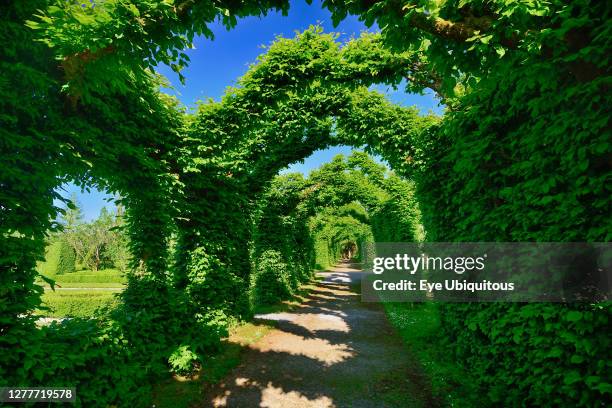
[39, 290, 119, 318]
[115, 274, 230, 376]
[253, 250, 292, 305]
[3, 318, 153, 407]
[27, 0, 293, 101]
[36, 240, 62, 276]
[168, 345, 200, 377]
[321, 0, 605, 101]
[182, 246, 248, 315]
[55, 239, 76, 274]
[438, 303, 612, 406]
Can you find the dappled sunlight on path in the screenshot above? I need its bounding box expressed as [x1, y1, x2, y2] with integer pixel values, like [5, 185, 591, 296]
[202, 262, 436, 408]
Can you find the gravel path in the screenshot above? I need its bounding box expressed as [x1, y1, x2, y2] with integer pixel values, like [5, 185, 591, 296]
[201, 262, 436, 408]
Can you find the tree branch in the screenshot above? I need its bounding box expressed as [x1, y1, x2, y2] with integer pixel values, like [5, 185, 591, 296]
[359, 0, 517, 48]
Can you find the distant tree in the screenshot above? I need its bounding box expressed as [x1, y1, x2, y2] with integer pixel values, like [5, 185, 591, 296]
[57, 196, 131, 272]
[60, 194, 87, 266]
[80, 207, 115, 271]
[62, 193, 83, 229]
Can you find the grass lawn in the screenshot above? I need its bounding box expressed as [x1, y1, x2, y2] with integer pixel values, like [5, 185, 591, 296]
[50, 269, 126, 284]
[383, 303, 482, 407]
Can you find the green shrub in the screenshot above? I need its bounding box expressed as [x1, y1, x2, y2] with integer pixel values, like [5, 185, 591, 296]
[55, 239, 76, 274]
[183, 246, 247, 314]
[168, 345, 199, 376]
[17, 319, 152, 407]
[252, 250, 292, 305]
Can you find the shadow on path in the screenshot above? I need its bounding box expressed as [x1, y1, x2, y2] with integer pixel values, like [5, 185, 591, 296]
[201, 262, 438, 408]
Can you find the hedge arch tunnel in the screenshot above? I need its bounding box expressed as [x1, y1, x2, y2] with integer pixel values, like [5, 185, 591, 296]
[3, 30, 429, 401]
[2, 24, 427, 369]
[1, 74, 181, 310]
[3, 3, 610, 404]
[174, 97, 426, 316]
[165, 29, 432, 316]
[249, 151, 416, 305]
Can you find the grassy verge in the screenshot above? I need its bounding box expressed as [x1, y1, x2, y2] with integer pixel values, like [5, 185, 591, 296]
[253, 278, 320, 315]
[39, 290, 119, 318]
[152, 321, 273, 408]
[153, 277, 321, 407]
[383, 303, 482, 407]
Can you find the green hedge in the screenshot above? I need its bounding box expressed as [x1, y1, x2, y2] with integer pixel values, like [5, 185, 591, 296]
[252, 250, 292, 306]
[54, 270, 125, 284]
[439, 303, 611, 406]
[405, 5, 612, 403]
[36, 241, 61, 276]
[39, 290, 120, 318]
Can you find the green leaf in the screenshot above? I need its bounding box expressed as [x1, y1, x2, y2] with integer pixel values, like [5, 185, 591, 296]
[566, 311, 583, 322]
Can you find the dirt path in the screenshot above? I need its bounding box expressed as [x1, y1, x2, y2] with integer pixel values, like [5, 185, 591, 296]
[201, 262, 436, 408]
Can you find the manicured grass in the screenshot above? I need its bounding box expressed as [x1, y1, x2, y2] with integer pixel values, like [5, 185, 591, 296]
[39, 290, 119, 318]
[383, 303, 482, 407]
[36, 268, 125, 318]
[32, 240, 127, 317]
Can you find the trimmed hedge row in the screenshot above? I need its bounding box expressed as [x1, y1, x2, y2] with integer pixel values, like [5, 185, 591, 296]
[405, 10, 612, 403]
[53, 270, 125, 284]
[39, 290, 120, 318]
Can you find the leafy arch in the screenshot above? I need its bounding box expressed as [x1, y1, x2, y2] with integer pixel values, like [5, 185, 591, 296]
[2, 1, 609, 406]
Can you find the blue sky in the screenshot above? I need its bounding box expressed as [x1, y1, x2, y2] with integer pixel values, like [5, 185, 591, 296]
[61, 0, 443, 220]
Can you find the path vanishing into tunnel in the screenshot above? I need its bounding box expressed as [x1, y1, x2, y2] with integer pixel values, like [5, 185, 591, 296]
[202, 262, 436, 408]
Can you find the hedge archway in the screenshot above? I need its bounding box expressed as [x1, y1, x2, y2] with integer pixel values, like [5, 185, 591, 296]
[1, 1, 609, 406]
